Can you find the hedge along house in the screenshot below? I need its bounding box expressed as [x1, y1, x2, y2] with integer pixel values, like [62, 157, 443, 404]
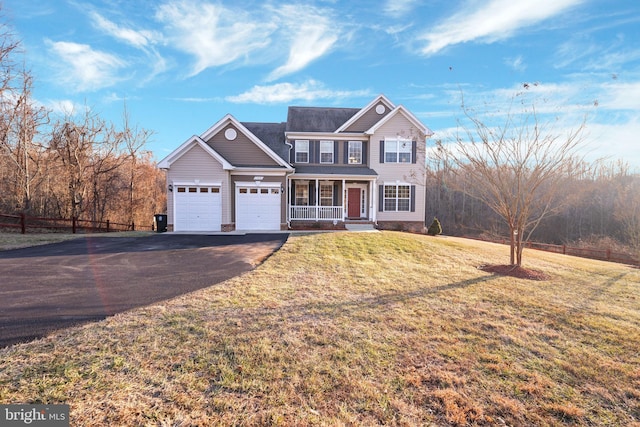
[158, 95, 433, 232]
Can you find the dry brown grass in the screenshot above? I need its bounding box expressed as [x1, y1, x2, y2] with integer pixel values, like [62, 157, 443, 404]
[1, 232, 639, 426]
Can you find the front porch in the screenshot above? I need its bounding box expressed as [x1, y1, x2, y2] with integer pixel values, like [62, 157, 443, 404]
[287, 177, 376, 223]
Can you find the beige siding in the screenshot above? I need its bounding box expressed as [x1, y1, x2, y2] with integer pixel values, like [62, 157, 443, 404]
[370, 114, 427, 223]
[344, 102, 391, 132]
[206, 124, 279, 166]
[166, 144, 230, 226]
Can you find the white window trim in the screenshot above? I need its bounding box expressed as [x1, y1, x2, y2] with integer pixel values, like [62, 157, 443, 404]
[320, 183, 333, 206]
[384, 138, 412, 164]
[348, 141, 362, 165]
[383, 184, 411, 212]
[320, 140, 334, 164]
[295, 183, 309, 206]
[295, 140, 309, 163]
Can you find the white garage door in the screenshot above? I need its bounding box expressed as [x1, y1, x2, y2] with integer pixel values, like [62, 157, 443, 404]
[175, 186, 222, 231]
[236, 186, 281, 230]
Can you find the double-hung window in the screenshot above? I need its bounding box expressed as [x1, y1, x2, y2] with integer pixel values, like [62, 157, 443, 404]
[348, 141, 362, 164]
[320, 140, 334, 164]
[295, 140, 309, 163]
[295, 184, 309, 206]
[320, 184, 333, 206]
[383, 184, 411, 212]
[384, 138, 412, 163]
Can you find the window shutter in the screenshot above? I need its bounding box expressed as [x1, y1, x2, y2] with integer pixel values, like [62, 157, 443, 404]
[362, 142, 368, 165]
[309, 182, 315, 206]
[410, 185, 416, 212]
[411, 141, 417, 164]
[379, 141, 385, 163]
[344, 141, 349, 164]
[378, 185, 384, 212]
[334, 141, 339, 164]
[333, 183, 340, 206]
[291, 181, 296, 205]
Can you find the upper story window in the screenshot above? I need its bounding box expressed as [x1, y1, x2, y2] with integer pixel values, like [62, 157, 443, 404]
[295, 140, 309, 163]
[384, 138, 412, 163]
[348, 141, 362, 164]
[320, 140, 334, 164]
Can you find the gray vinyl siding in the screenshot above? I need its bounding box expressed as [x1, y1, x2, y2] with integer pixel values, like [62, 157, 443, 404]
[343, 102, 391, 132]
[166, 144, 230, 226]
[206, 124, 280, 166]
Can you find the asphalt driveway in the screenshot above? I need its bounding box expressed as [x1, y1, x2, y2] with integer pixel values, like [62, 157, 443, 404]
[0, 233, 288, 348]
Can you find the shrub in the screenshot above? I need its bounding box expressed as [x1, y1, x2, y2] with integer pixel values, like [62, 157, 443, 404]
[427, 217, 442, 236]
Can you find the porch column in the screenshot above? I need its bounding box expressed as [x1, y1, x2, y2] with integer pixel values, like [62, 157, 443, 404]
[287, 177, 292, 222]
[315, 178, 319, 221]
[342, 179, 346, 221]
[371, 179, 377, 223]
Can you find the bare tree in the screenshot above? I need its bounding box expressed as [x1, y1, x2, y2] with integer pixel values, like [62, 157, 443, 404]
[121, 102, 154, 225]
[614, 175, 640, 262]
[436, 94, 590, 266]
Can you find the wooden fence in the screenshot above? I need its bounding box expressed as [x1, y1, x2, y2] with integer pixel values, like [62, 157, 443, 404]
[0, 213, 153, 234]
[465, 235, 639, 266]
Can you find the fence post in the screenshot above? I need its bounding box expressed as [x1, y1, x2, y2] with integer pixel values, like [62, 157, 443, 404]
[606, 248, 611, 261]
[131, 222, 135, 231]
[20, 213, 26, 234]
[72, 217, 76, 234]
[106, 220, 110, 232]
[562, 245, 566, 255]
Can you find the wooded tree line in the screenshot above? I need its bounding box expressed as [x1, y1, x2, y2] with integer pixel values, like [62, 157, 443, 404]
[425, 158, 640, 252]
[0, 21, 165, 228]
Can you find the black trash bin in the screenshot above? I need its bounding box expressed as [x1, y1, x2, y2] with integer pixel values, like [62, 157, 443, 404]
[154, 214, 167, 232]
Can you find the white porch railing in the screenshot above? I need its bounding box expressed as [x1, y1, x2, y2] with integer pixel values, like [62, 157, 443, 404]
[290, 206, 343, 221]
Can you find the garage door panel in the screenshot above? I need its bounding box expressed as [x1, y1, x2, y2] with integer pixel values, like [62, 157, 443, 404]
[236, 186, 281, 230]
[175, 186, 221, 231]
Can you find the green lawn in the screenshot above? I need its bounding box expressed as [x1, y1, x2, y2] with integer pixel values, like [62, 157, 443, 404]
[1, 232, 638, 426]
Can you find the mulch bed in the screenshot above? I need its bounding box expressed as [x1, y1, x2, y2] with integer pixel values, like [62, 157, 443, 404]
[478, 264, 550, 281]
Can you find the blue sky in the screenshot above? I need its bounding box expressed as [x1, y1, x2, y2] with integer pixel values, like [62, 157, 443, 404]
[5, 0, 640, 169]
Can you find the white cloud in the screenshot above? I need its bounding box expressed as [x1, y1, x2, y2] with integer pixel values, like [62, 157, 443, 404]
[45, 40, 126, 92]
[226, 80, 370, 104]
[504, 55, 526, 72]
[587, 116, 640, 169]
[155, 0, 275, 77]
[89, 11, 168, 82]
[266, 5, 340, 81]
[418, 0, 585, 55]
[384, 0, 419, 18]
[41, 99, 90, 117]
[89, 11, 160, 48]
[556, 36, 640, 71]
[597, 81, 640, 111]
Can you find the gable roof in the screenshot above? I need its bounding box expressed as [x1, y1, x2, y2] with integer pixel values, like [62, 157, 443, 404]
[241, 122, 289, 162]
[335, 94, 395, 133]
[200, 114, 292, 169]
[286, 107, 360, 133]
[365, 105, 434, 137]
[157, 136, 234, 170]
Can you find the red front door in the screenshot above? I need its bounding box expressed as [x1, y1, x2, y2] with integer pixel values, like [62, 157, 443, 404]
[347, 188, 361, 218]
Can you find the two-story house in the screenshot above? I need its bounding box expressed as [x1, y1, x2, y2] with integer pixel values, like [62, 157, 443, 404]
[158, 95, 433, 232]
